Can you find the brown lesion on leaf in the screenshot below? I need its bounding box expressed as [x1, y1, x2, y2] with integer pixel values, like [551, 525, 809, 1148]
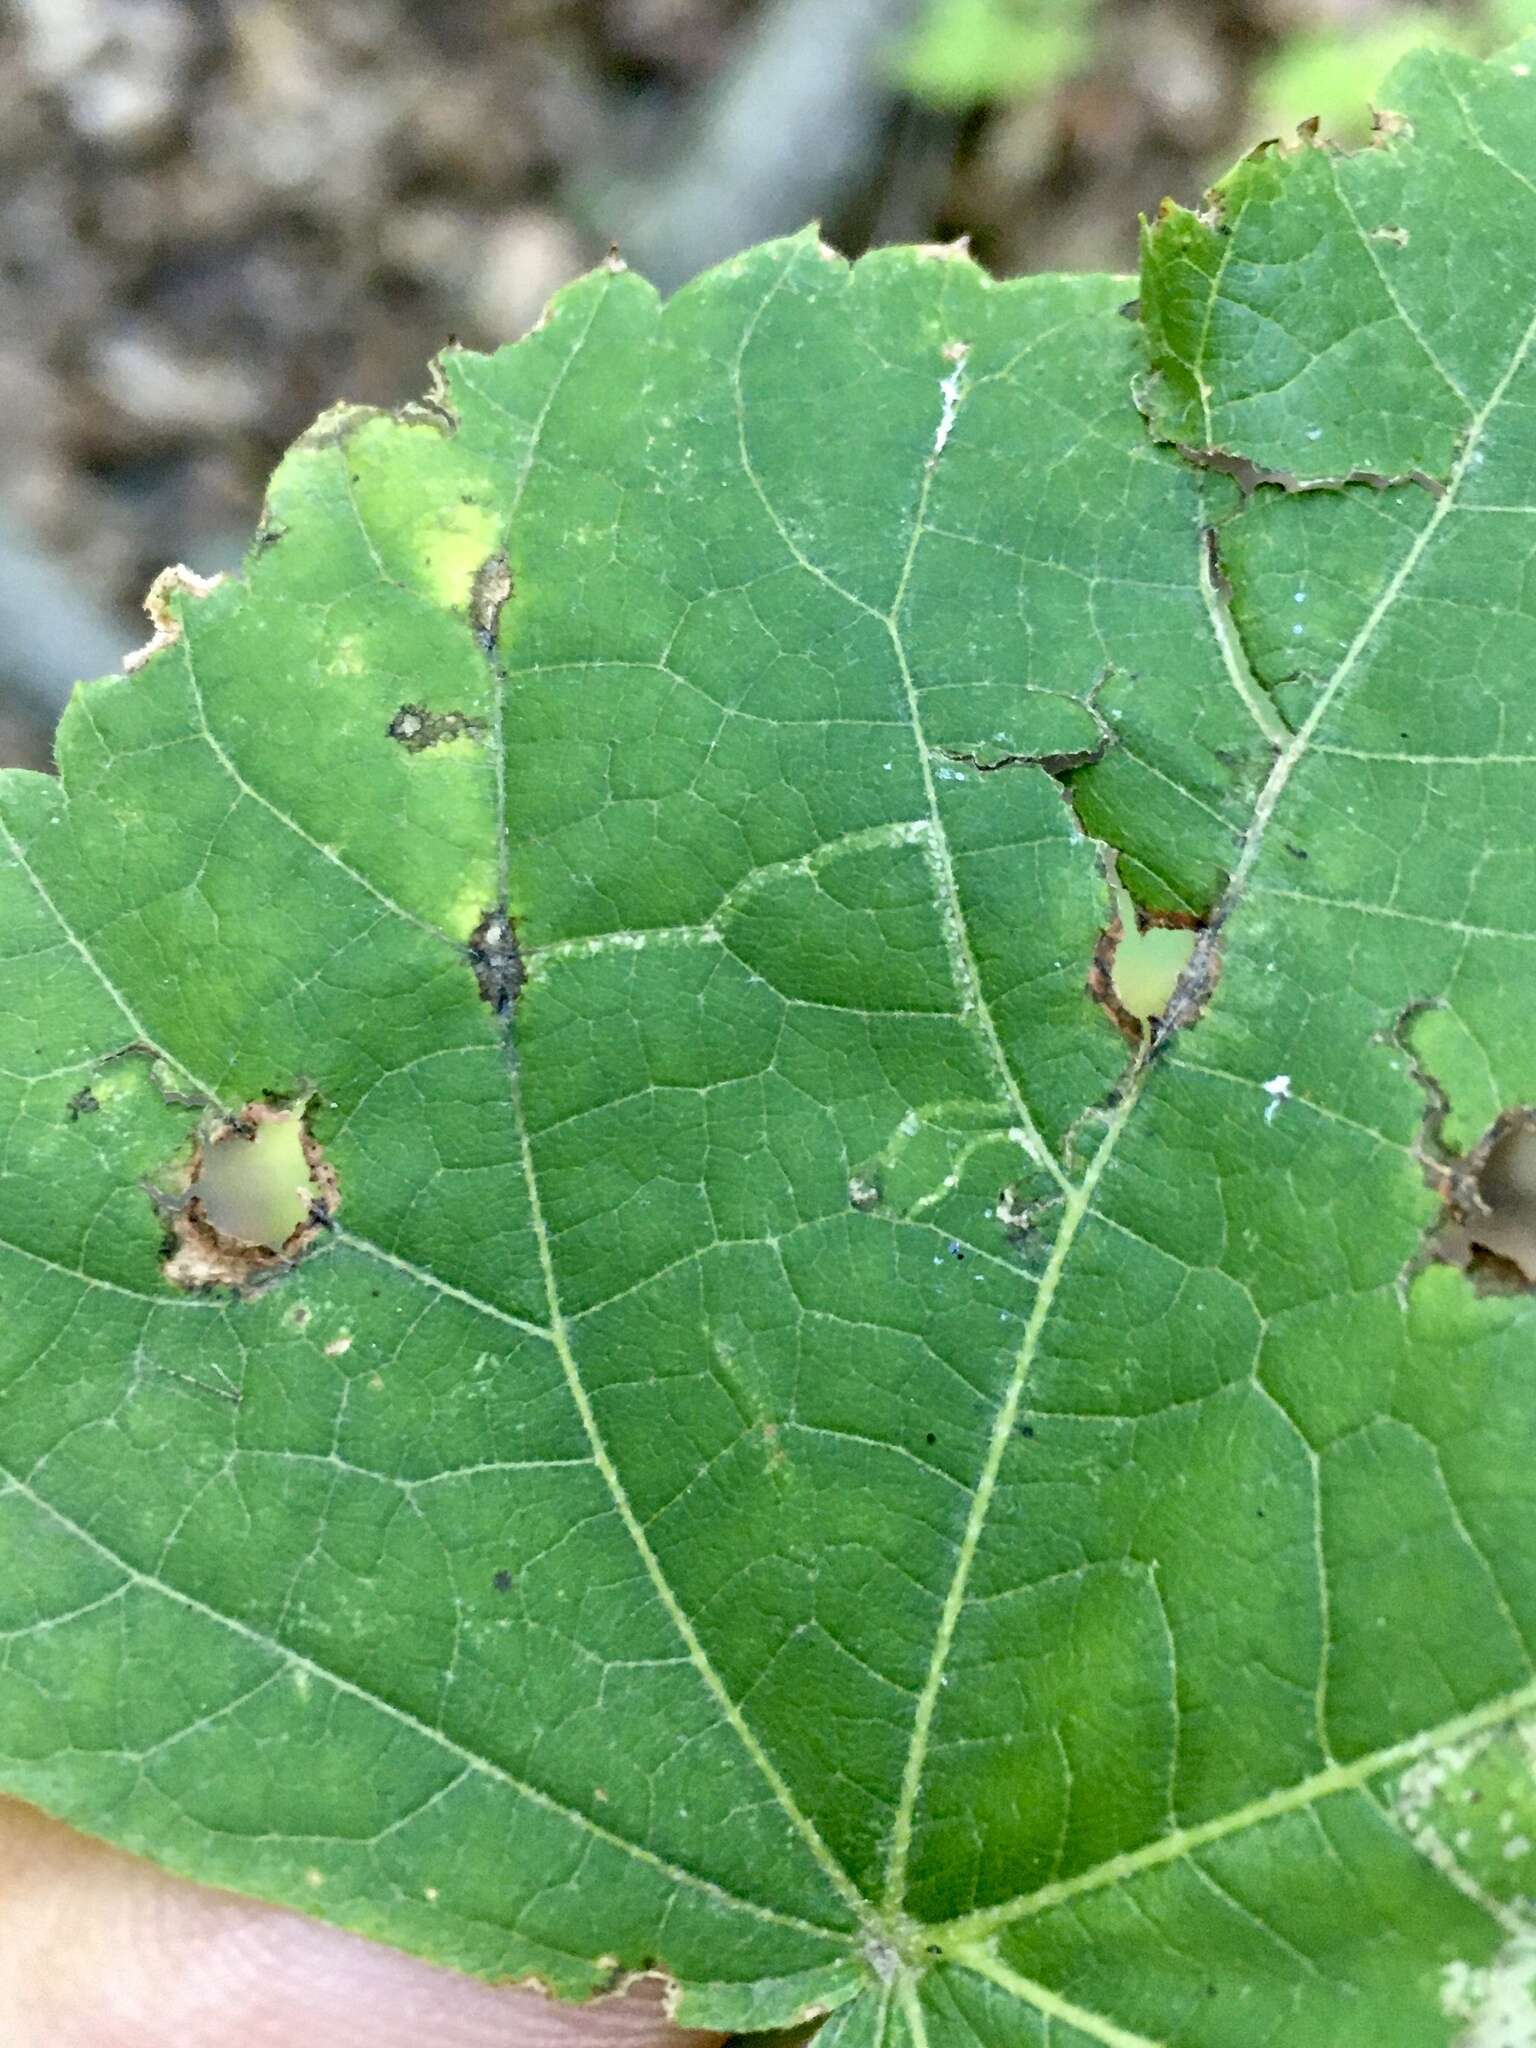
[123, 563, 226, 674]
[994, 1181, 1063, 1261]
[155, 1101, 339, 1296]
[759, 1417, 788, 1475]
[939, 735, 1110, 777]
[1164, 441, 1443, 499]
[1151, 922, 1222, 1045]
[98, 1039, 215, 1112]
[1088, 918, 1141, 1046]
[936, 669, 1116, 782]
[470, 550, 513, 652]
[387, 703, 487, 752]
[468, 906, 524, 1013]
[381, 545, 509, 749]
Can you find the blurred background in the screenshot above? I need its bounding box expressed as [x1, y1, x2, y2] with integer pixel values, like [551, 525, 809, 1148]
[2, 0, 1532, 771]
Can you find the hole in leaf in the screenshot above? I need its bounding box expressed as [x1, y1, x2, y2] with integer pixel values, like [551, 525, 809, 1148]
[160, 1103, 338, 1294]
[1111, 886, 1197, 1023]
[1090, 867, 1203, 1040]
[197, 1112, 311, 1249]
[1430, 1110, 1536, 1292]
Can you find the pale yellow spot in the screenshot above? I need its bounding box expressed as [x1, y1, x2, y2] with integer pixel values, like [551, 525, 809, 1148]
[329, 634, 367, 675]
[447, 870, 504, 946]
[413, 497, 501, 611]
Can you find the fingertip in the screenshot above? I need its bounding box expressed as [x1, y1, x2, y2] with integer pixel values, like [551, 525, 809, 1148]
[0, 1800, 726, 2047]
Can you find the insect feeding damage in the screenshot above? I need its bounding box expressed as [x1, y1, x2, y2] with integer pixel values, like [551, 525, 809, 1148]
[387, 704, 487, 751]
[1426, 1107, 1536, 1295]
[470, 550, 513, 654]
[123, 562, 226, 674]
[468, 907, 525, 1014]
[159, 1102, 338, 1295]
[1089, 873, 1209, 1044]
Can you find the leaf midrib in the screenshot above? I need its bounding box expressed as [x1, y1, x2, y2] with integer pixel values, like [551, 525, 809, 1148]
[480, 262, 877, 1932]
[906, 184, 1536, 1991]
[1, 277, 876, 1948]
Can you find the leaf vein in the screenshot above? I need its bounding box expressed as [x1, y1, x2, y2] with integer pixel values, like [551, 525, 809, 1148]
[0, 1461, 856, 1943]
[935, 1672, 1536, 1944]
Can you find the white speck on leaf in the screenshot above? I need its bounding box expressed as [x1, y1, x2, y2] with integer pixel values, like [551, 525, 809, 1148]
[933, 343, 969, 457]
[1261, 1074, 1291, 1123]
[1441, 1935, 1536, 2046]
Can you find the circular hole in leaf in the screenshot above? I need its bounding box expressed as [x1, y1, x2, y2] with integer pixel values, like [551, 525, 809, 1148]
[194, 1111, 315, 1252]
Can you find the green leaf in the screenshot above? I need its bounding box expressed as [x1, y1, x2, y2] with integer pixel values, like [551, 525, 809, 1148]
[1140, 38, 1536, 484]
[2, 42, 1536, 2048]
